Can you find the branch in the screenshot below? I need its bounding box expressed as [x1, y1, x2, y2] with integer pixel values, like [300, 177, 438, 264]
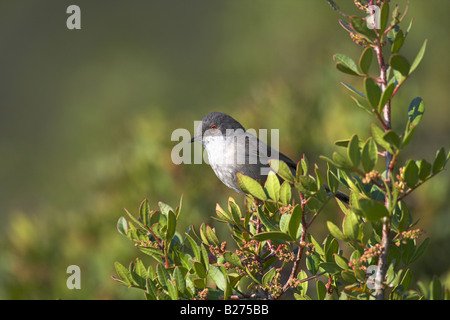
[326, 0, 350, 18]
[275, 192, 308, 299]
[373, 6, 393, 298]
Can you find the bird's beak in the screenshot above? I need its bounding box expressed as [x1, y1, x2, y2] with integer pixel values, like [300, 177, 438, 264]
[190, 136, 200, 143]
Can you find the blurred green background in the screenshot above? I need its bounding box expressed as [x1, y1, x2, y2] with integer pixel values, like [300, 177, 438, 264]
[0, 0, 448, 299]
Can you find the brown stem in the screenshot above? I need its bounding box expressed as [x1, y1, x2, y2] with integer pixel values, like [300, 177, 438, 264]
[164, 241, 170, 268]
[275, 192, 308, 299]
[373, 13, 393, 299]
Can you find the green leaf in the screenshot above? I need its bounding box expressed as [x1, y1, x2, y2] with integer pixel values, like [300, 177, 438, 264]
[296, 161, 303, 181]
[405, 17, 414, 35]
[165, 210, 176, 242]
[137, 246, 164, 262]
[410, 39, 428, 75]
[224, 252, 244, 269]
[131, 258, 147, 288]
[430, 276, 442, 300]
[145, 278, 158, 300]
[205, 225, 219, 246]
[139, 199, 150, 226]
[383, 130, 401, 151]
[402, 126, 416, 149]
[262, 267, 277, 286]
[158, 201, 174, 217]
[338, 19, 354, 34]
[114, 261, 134, 287]
[245, 267, 261, 286]
[378, 82, 395, 114]
[297, 175, 318, 193]
[306, 255, 318, 276]
[315, 166, 324, 191]
[215, 203, 232, 223]
[364, 77, 381, 109]
[157, 263, 170, 288]
[403, 97, 424, 149]
[175, 193, 183, 219]
[309, 234, 325, 256]
[316, 281, 327, 300]
[149, 210, 163, 230]
[390, 54, 410, 77]
[347, 134, 361, 168]
[351, 93, 373, 113]
[199, 223, 209, 245]
[193, 260, 207, 279]
[223, 275, 232, 301]
[358, 198, 389, 222]
[371, 124, 393, 153]
[334, 54, 361, 76]
[124, 207, 145, 230]
[117, 216, 128, 236]
[332, 151, 352, 169]
[173, 266, 186, 295]
[387, 23, 399, 43]
[257, 207, 278, 232]
[156, 290, 172, 301]
[350, 16, 376, 39]
[253, 231, 293, 242]
[401, 239, 416, 264]
[343, 210, 359, 241]
[236, 172, 267, 200]
[228, 197, 242, 224]
[301, 157, 309, 177]
[185, 233, 201, 261]
[269, 159, 295, 182]
[296, 270, 309, 294]
[403, 160, 419, 189]
[324, 237, 339, 262]
[394, 201, 410, 233]
[359, 47, 373, 74]
[361, 137, 378, 172]
[411, 238, 429, 263]
[279, 213, 290, 233]
[166, 279, 178, 300]
[336, 63, 360, 76]
[326, 164, 340, 194]
[379, 1, 389, 34]
[288, 205, 303, 240]
[334, 254, 349, 270]
[264, 171, 280, 201]
[327, 221, 346, 241]
[319, 262, 342, 275]
[400, 269, 411, 291]
[417, 159, 432, 181]
[340, 82, 366, 99]
[407, 97, 425, 129]
[432, 147, 447, 174]
[208, 265, 226, 291]
[279, 181, 292, 205]
[391, 29, 405, 53]
[192, 278, 206, 289]
[341, 270, 357, 284]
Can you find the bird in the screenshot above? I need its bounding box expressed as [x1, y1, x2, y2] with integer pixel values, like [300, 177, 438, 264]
[191, 112, 349, 203]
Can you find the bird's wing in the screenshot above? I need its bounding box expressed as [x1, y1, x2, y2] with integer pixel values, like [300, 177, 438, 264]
[242, 131, 297, 175]
[237, 132, 349, 203]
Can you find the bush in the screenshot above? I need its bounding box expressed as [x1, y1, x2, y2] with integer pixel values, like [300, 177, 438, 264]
[113, 0, 449, 300]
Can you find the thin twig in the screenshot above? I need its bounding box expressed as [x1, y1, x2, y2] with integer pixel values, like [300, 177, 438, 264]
[277, 192, 308, 297]
[373, 3, 393, 298]
[326, 0, 350, 17]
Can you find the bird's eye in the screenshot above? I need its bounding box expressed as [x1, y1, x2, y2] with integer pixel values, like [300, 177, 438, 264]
[209, 125, 218, 133]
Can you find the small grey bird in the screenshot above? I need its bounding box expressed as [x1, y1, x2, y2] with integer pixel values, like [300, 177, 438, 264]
[191, 112, 348, 202]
